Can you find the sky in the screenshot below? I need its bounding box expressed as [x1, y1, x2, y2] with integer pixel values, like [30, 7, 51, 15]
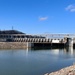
[0, 0, 75, 34]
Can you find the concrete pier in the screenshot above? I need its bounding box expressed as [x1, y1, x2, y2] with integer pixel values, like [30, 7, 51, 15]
[27, 42, 34, 48]
[66, 38, 73, 47]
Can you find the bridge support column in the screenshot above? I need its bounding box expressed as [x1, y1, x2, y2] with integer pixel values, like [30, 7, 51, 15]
[27, 42, 34, 48]
[66, 38, 73, 47]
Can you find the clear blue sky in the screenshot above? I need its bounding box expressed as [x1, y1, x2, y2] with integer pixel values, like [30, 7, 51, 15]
[0, 0, 75, 34]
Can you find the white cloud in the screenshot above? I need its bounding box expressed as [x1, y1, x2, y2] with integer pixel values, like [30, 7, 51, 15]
[39, 17, 48, 21]
[65, 4, 75, 12]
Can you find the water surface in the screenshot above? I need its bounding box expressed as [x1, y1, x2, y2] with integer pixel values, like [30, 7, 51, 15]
[0, 48, 75, 75]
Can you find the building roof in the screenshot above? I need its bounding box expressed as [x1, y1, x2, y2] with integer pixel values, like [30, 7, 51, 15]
[0, 30, 25, 34]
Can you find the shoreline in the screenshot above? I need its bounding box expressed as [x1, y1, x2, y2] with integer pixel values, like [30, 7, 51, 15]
[45, 65, 75, 75]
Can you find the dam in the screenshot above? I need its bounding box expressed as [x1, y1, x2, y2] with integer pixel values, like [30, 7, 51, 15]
[0, 30, 74, 49]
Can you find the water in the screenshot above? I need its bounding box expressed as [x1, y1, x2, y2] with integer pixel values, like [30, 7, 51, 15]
[0, 48, 75, 75]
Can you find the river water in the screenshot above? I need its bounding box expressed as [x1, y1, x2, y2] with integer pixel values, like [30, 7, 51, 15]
[0, 47, 75, 75]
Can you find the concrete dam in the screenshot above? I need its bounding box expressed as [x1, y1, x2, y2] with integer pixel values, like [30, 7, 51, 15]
[0, 30, 74, 49]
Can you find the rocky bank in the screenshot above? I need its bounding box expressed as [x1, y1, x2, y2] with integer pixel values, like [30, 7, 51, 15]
[45, 65, 75, 75]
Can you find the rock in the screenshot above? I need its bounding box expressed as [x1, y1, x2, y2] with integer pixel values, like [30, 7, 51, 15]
[44, 65, 75, 75]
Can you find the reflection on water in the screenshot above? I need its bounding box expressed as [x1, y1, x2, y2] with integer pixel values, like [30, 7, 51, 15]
[64, 47, 75, 55]
[0, 47, 75, 75]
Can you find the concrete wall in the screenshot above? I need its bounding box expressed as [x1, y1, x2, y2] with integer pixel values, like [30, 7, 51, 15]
[66, 38, 73, 47]
[0, 42, 28, 49]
